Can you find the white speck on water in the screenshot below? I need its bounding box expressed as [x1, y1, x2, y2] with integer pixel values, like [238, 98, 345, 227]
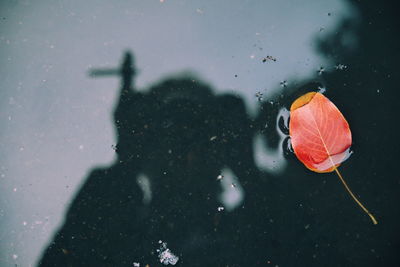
[210, 136, 217, 141]
[250, 54, 255, 59]
[377, 89, 380, 93]
[23, 221, 27, 226]
[217, 206, 225, 212]
[79, 145, 84, 150]
[157, 240, 179, 265]
[217, 174, 224, 180]
[12, 254, 18, 260]
[133, 263, 140, 267]
[13, 188, 17, 192]
[230, 183, 237, 188]
[305, 224, 310, 229]
[196, 8, 204, 14]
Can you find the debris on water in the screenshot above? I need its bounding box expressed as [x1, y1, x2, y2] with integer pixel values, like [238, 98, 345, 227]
[255, 91, 263, 101]
[280, 80, 288, 88]
[262, 55, 277, 62]
[210, 136, 217, 141]
[317, 66, 325, 75]
[335, 64, 347, 70]
[217, 206, 225, 212]
[317, 86, 326, 93]
[157, 241, 179, 265]
[217, 174, 224, 181]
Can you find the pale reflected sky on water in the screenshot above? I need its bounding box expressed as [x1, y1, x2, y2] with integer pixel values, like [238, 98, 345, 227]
[0, 0, 355, 265]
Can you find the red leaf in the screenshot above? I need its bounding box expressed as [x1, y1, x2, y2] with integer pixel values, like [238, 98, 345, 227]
[289, 92, 351, 172]
[289, 92, 377, 225]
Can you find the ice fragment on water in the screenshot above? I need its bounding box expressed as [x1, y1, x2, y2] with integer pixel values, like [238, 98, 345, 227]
[157, 240, 179, 265]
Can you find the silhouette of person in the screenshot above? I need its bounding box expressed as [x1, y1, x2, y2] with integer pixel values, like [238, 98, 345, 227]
[38, 52, 260, 266]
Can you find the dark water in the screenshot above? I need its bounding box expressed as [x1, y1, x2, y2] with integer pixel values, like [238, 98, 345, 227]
[2, 0, 399, 266]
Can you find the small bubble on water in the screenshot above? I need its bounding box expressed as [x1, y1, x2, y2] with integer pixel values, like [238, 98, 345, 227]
[217, 206, 225, 212]
[334, 64, 347, 70]
[12, 254, 18, 260]
[317, 67, 325, 75]
[217, 174, 224, 181]
[280, 80, 288, 88]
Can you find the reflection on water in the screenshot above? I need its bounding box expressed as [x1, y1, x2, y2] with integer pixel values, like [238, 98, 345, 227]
[0, 0, 399, 266]
[254, 107, 289, 174]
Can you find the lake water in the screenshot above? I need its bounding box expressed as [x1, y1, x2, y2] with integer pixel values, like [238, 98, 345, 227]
[0, 0, 399, 266]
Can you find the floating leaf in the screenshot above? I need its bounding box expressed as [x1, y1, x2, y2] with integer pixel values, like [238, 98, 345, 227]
[289, 92, 377, 225]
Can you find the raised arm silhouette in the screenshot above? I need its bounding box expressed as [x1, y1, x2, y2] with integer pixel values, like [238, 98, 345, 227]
[38, 51, 262, 266]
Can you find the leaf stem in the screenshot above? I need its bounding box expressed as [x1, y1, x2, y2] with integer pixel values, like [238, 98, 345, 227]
[334, 168, 378, 225]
